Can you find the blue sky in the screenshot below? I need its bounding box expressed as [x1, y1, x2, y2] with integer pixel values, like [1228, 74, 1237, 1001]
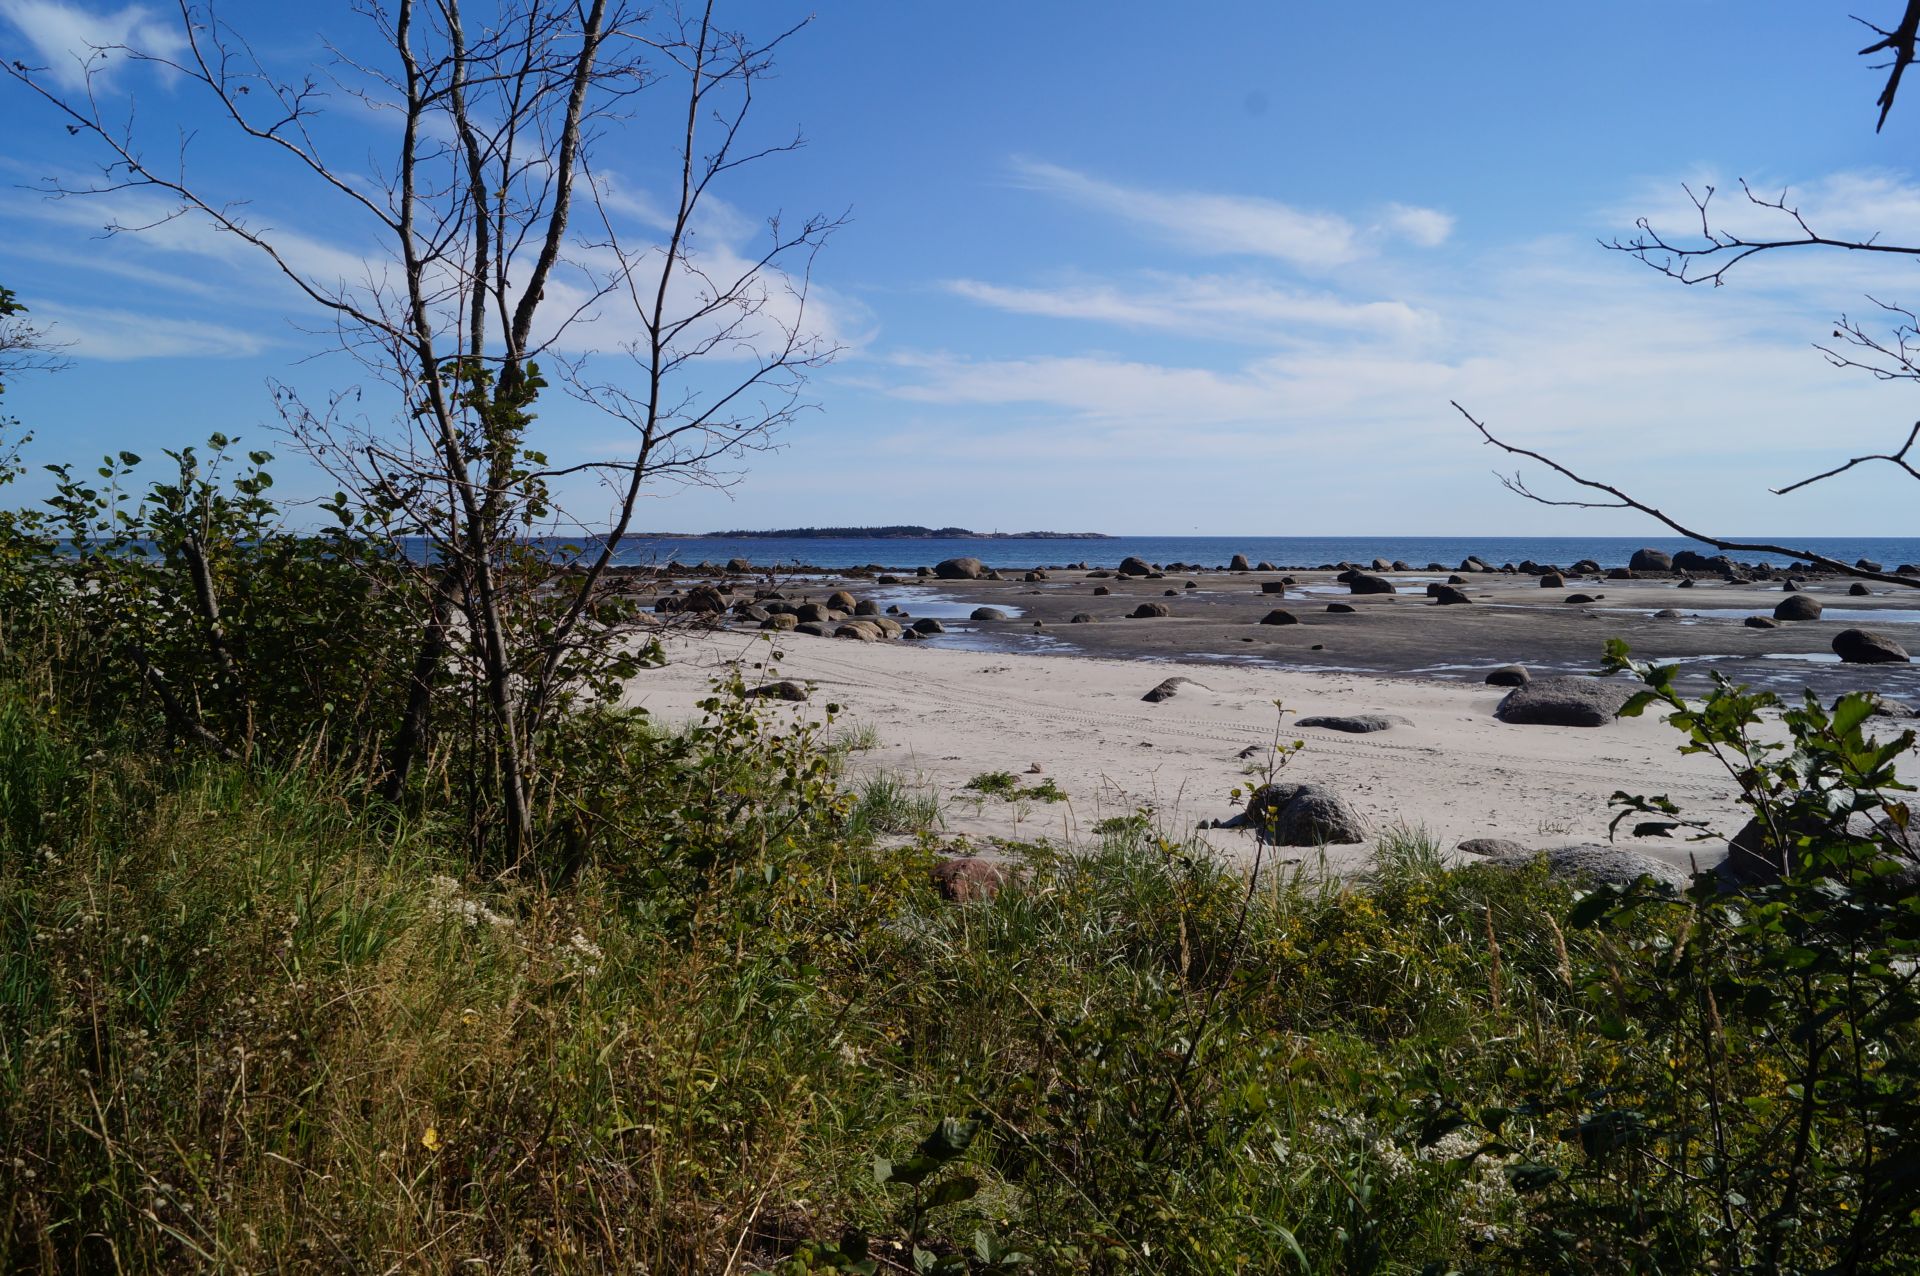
[4, 1, 1920, 536]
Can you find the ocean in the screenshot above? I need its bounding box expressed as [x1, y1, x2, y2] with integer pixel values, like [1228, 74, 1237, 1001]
[583, 535, 1920, 573]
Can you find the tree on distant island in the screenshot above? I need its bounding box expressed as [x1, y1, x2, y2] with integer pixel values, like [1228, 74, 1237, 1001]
[4, 2, 840, 860]
[1458, 3, 1920, 590]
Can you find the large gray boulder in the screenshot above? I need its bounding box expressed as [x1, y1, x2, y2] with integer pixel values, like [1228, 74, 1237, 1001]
[1259, 609, 1300, 625]
[1774, 594, 1823, 621]
[1117, 555, 1153, 577]
[933, 557, 986, 580]
[1486, 664, 1530, 687]
[1629, 548, 1674, 572]
[1458, 837, 1530, 857]
[1832, 628, 1910, 663]
[911, 617, 946, 635]
[1142, 676, 1203, 703]
[1130, 601, 1171, 618]
[1487, 844, 1691, 890]
[1348, 573, 1395, 595]
[1229, 553, 1252, 571]
[1723, 807, 1917, 886]
[1244, 782, 1366, 845]
[1494, 676, 1636, 727]
[970, 607, 1010, 621]
[1431, 585, 1473, 605]
[1295, 713, 1410, 734]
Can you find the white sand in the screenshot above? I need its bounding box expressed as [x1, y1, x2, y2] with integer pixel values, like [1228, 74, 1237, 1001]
[623, 631, 1750, 874]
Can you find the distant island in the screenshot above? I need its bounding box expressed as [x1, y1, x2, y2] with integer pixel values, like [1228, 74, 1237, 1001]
[652, 525, 1113, 540]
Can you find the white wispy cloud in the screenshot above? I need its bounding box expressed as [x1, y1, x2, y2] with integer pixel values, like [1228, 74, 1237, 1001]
[945, 274, 1430, 340]
[1008, 158, 1455, 269]
[37, 303, 276, 358]
[0, 0, 185, 90]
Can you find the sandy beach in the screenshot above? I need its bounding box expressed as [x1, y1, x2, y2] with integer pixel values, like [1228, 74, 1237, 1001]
[620, 562, 1919, 874]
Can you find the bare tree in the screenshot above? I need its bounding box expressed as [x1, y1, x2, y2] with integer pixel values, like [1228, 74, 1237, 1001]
[1457, 5, 1920, 591]
[3, 0, 842, 862]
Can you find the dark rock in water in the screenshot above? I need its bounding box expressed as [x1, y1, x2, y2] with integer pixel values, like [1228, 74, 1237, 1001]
[1393, 560, 1412, 572]
[726, 557, 753, 573]
[1745, 616, 1777, 629]
[1229, 553, 1252, 571]
[1495, 675, 1636, 727]
[1130, 601, 1172, 618]
[1486, 664, 1530, 686]
[930, 856, 1007, 903]
[1564, 593, 1598, 605]
[1296, 713, 1410, 733]
[1117, 555, 1153, 577]
[1850, 582, 1872, 596]
[1458, 837, 1529, 857]
[1833, 628, 1910, 663]
[1630, 548, 1673, 572]
[1348, 573, 1395, 595]
[1677, 577, 1695, 588]
[1431, 585, 1473, 605]
[970, 607, 1009, 621]
[1257, 560, 1277, 571]
[900, 627, 927, 640]
[1540, 572, 1565, 588]
[933, 557, 985, 580]
[1069, 613, 1095, 624]
[916, 566, 932, 577]
[1260, 580, 1288, 594]
[1607, 567, 1633, 580]
[1244, 782, 1366, 845]
[1163, 589, 1179, 596]
[1092, 585, 1111, 595]
[1259, 609, 1300, 625]
[1184, 581, 1198, 590]
[1488, 844, 1690, 890]
[745, 679, 809, 701]
[1326, 602, 1357, 614]
[1857, 558, 1884, 573]
[1900, 564, 1920, 576]
[1653, 608, 1682, 619]
[1143, 676, 1203, 703]
[876, 574, 902, 585]
[1571, 558, 1603, 574]
[1447, 574, 1468, 585]
[1774, 594, 1823, 621]
[912, 617, 946, 635]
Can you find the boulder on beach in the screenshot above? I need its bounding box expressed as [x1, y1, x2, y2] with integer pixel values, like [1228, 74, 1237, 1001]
[1069, 613, 1095, 624]
[1486, 844, 1691, 890]
[745, 679, 809, 701]
[1371, 557, 1394, 572]
[796, 602, 830, 623]
[1745, 616, 1777, 629]
[1259, 609, 1300, 625]
[1130, 601, 1171, 618]
[1092, 585, 1111, 595]
[1540, 573, 1565, 588]
[1858, 558, 1885, 573]
[1494, 675, 1636, 727]
[970, 607, 1010, 621]
[1832, 628, 1910, 664]
[1295, 713, 1411, 734]
[760, 613, 799, 631]
[1244, 782, 1367, 846]
[1486, 664, 1530, 686]
[1229, 553, 1252, 571]
[1260, 580, 1288, 594]
[1630, 548, 1673, 572]
[911, 617, 946, 635]
[1723, 807, 1916, 887]
[1850, 582, 1872, 596]
[726, 557, 753, 573]
[854, 599, 882, 616]
[834, 621, 883, 642]
[1117, 556, 1153, 577]
[1142, 676, 1203, 703]
[826, 590, 857, 611]
[1458, 837, 1529, 857]
[1348, 573, 1395, 595]
[1325, 602, 1357, 613]
[933, 557, 986, 580]
[1564, 593, 1598, 605]
[1673, 550, 1732, 573]
[1774, 594, 1823, 621]
[1431, 585, 1473, 605]
[930, 856, 1007, 903]
[795, 622, 829, 637]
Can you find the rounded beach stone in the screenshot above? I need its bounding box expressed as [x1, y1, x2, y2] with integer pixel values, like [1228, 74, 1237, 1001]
[1494, 675, 1636, 727]
[1295, 713, 1410, 733]
[1832, 628, 1910, 663]
[1244, 782, 1366, 845]
[1347, 573, 1395, 595]
[970, 607, 1009, 621]
[1259, 609, 1300, 625]
[1485, 664, 1529, 686]
[1130, 601, 1171, 618]
[1773, 594, 1823, 621]
[933, 557, 985, 580]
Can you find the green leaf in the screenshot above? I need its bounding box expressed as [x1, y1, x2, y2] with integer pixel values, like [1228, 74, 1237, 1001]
[924, 1175, 978, 1208]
